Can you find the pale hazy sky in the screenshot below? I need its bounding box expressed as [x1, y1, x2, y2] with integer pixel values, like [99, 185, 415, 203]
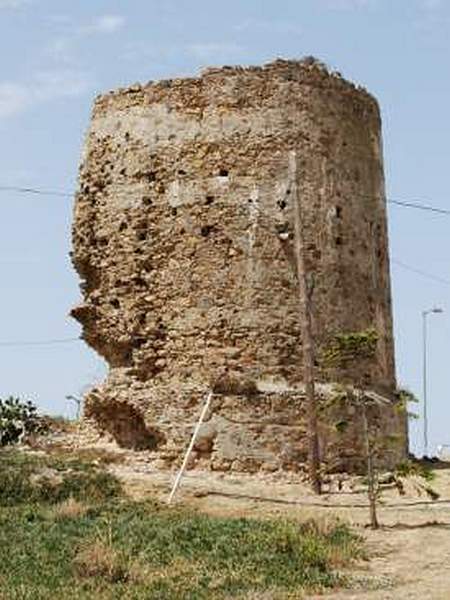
[1, 0, 449, 456]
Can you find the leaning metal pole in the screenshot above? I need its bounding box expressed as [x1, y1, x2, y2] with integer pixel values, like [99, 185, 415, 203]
[167, 390, 213, 504]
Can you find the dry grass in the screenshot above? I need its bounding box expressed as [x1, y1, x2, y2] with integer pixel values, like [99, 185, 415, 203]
[52, 497, 89, 520]
[235, 591, 305, 600]
[128, 556, 202, 588]
[300, 517, 365, 568]
[1, 450, 363, 598]
[27, 439, 126, 466]
[73, 540, 128, 583]
[68, 510, 360, 595]
[60, 446, 125, 465]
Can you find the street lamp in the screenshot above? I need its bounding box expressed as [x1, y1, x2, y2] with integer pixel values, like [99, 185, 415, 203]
[422, 307, 443, 458]
[65, 395, 82, 420]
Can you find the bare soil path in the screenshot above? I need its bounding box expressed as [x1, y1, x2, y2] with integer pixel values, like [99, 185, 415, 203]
[105, 457, 450, 599]
[317, 523, 450, 599]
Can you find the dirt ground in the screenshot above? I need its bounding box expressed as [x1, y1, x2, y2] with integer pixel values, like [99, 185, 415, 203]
[103, 455, 450, 599]
[121, 465, 450, 598]
[40, 429, 450, 599]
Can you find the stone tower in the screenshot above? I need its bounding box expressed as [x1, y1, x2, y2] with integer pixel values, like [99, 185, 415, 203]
[71, 58, 406, 473]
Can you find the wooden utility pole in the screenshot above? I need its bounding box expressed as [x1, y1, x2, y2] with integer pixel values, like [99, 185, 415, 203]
[289, 151, 322, 495]
[361, 400, 379, 529]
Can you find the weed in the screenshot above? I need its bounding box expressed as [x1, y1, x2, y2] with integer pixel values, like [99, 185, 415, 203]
[396, 459, 435, 482]
[52, 498, 90, 520]
[73, 540, 128, 583]
[0, 448, 121, 506]
[0, 450, 363, 599]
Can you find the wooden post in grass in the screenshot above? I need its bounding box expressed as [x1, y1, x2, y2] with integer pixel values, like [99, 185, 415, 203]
[361, 398, 379, 529]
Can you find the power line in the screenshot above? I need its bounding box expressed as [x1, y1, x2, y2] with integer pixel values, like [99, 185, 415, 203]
[0, 185, 72, 198]
[0, 260, 448, 348]
[1, 184, 450, 216]
[0, 184, 449, 320]
[0, 337, 81, 348]
[388, 198, 450, 216]
[391, 258, 450, 286]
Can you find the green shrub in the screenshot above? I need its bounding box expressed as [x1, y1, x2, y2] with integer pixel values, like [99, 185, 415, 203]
[0, 396, 48, 446]
[0, 449, 121, 506]
[395, 459, 435, 482]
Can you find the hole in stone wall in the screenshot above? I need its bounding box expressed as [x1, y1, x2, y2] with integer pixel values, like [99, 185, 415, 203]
[219, 168, 229, 177]
[205, 196, 214, 205]
[335, 236, 343, 246]
[120, 168, 127, 176]
[124, 132, 130, 141]
[155, 321, 167, 340]
[171, 208, 178, 216]
[133, 277, 146, 287]
[142, 196, 153, 206]
[147, 171, 157, 182]
[119, 221, 128, 232]
[137, 232, 147, 241]
[277, 199, 287, 210]
[142, 260, 152, 272]
[110, 298, 120, 309]
[307, 243, 318, 255]
[86, 399, 166, 451]
[336, 206, 342, 218]
[178, 169, 186, 176]
[131, 337, 145, 349]
[276, 222, 288, 233]
[201, 225, 214, 237]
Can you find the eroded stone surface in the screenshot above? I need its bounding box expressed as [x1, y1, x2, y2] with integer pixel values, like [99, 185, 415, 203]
[71, 58, 405, 473]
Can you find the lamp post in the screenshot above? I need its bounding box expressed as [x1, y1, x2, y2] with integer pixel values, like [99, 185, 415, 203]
[65, 394, 82, 420]
[422, 307, 443, 458]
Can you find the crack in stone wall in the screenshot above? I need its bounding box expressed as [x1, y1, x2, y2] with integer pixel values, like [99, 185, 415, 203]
[71, 58, 406, 473]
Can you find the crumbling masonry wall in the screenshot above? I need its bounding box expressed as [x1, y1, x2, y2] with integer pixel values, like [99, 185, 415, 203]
[71, 59, 406, 473]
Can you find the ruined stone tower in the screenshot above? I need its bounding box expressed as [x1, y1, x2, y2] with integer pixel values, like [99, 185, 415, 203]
[72, 58, 406, 473]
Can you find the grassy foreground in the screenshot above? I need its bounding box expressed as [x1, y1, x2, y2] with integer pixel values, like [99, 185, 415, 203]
[0, 449, 363, 599]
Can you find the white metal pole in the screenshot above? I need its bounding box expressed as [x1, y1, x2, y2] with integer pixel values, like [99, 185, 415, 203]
[167, 391, 213, 504]
[422, 307, 443, 458]
[423, 311, 428, 458]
